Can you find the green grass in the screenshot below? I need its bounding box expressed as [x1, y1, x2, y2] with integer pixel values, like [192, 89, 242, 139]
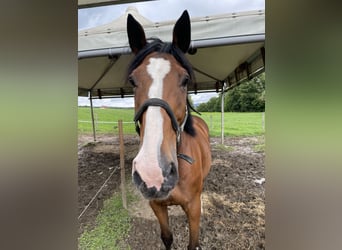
[78, 107, 265, 137]
[78, 107, 136, 135]
[253, 143, 265, 153]
[199, 112, 265, 137]
[79, 191, 135, 250]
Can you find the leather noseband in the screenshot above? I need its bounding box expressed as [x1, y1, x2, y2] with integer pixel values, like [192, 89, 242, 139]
[134, 98, 194, 164]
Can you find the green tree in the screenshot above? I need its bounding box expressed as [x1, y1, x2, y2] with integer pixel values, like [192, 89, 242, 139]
[196, 102, 208, 112]
[197, 73, 265, 112]
[225, 87, 241, 112]
[225, 73, 265, 112]
[207, 97, 219, 112]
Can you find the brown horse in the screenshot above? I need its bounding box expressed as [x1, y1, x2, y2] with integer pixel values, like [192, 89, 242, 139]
[127, 10, 212, 250]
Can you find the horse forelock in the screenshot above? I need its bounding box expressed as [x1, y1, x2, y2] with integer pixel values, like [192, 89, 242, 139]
[127, 38, 194, 83]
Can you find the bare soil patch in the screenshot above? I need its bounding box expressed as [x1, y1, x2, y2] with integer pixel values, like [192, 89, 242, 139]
[78, 134, 265, 249]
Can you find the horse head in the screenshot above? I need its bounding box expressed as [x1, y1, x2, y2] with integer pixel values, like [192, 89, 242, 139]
[127, 11, 193, 200]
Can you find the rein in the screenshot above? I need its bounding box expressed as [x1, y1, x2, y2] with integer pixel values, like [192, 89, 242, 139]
[134, 98, 194, 164]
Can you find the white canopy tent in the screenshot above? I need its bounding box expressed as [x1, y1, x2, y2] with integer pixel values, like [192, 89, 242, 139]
[78, 7, 265, 140]
[79, 7, 265, 98]
[78, 0, 155, 9]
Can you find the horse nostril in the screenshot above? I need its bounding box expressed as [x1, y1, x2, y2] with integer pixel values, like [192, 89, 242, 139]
[170, 162, 177, 175]
[133, 171, 143, 186]
[161, 162, 178, 193]
[167, 162, 178, 180]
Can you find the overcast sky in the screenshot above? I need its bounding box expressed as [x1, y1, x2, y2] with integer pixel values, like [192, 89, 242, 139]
[78, 0, 265, 107]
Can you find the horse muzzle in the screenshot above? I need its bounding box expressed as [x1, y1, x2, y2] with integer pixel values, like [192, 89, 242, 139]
[132, 158, 179, 200]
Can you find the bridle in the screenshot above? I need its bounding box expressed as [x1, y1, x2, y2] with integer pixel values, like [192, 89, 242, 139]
[134, 98, 194, 164]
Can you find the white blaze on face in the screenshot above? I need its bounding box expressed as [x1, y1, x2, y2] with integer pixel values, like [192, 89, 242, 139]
[133, 57, 171, 190]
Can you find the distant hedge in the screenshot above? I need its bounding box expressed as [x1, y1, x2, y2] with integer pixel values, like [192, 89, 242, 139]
[197, 73, 265, 112]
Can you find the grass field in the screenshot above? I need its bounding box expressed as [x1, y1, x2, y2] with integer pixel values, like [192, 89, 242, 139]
[78, 107, 136, 134]
[79, 191, 135, 250]
[78, 107, 265, 137]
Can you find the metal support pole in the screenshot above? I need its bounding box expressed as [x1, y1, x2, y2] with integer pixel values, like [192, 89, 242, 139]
[221, 82, 226, 144]
[89, 92, 96, 141]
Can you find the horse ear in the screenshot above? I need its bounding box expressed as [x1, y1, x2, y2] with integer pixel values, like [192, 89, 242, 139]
[127, 14, 147, 54]
[172, 10, 191, 53]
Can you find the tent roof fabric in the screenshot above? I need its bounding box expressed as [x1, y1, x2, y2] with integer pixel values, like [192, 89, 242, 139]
[78, 0, 155, 9]
[78, 8, 265, 98]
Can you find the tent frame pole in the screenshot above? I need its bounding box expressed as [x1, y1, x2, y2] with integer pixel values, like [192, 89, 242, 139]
[89, 92, 96, 141]
[221, 82, 226, 144]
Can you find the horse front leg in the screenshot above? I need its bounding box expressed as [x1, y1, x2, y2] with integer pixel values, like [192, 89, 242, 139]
[149, 200, 173, 250]
[182, 195, 202, 250]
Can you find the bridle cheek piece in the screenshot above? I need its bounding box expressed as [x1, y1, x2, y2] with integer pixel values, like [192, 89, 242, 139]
[134, 98, 194, 164]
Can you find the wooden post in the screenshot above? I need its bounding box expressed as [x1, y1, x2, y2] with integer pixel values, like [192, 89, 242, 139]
[118, 120, 127, 209]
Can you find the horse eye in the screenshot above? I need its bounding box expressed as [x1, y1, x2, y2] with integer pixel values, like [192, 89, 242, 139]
[181, 76, 190, 87]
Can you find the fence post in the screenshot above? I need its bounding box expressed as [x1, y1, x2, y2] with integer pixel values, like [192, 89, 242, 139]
[118, 120, 127, 209]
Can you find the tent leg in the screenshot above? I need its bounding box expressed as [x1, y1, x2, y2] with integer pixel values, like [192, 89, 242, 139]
[89, 93, 96, 142]
[221, 87, 225, 145]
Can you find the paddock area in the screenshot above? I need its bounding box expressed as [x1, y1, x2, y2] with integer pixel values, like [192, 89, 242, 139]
[78, 134, 265, 249]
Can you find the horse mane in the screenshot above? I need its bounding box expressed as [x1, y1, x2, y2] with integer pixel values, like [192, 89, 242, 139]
[127, 38, 196, 137]
[185, 100, 196, 136]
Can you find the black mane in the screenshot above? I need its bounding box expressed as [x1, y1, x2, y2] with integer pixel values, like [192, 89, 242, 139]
[127, 38, 196, 137]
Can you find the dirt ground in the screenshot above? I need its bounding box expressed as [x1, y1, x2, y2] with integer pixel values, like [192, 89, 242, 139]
[78, 133, 265, 249]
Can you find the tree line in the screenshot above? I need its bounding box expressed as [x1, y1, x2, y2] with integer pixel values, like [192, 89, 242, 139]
[196, 73, 265, 112]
